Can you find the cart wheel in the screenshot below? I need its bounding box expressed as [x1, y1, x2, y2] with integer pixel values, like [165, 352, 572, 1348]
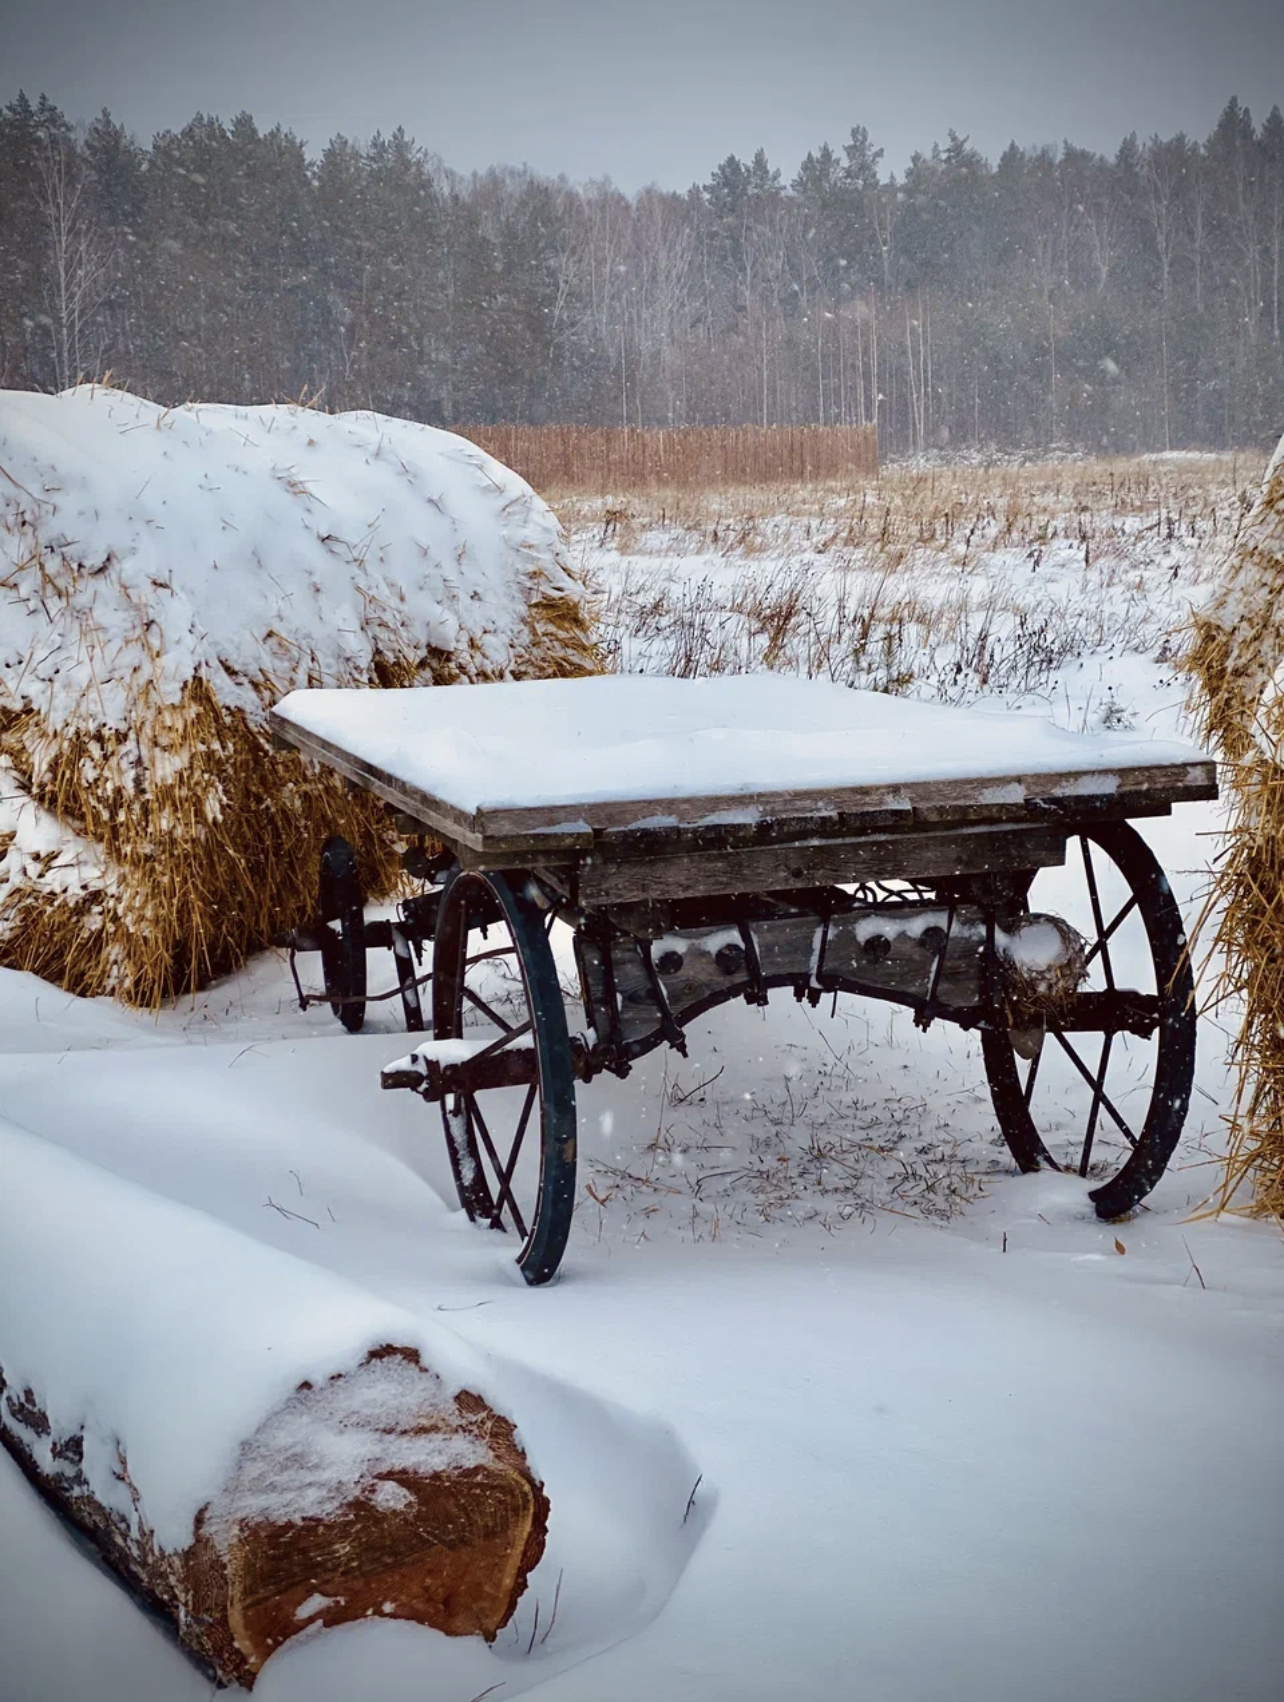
[981, 820, 1195, 1219]
[318, 835, 367, 1034]
[431, 867, 577, 1285]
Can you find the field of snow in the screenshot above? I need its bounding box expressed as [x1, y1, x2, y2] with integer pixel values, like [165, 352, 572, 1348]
[2, 457, 1282, 1702]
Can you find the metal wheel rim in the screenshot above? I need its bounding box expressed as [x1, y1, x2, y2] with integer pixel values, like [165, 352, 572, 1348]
[431, 867, 577, 1284]
[981, 819, 1196, 1219]
[318, 835, 366, 1034]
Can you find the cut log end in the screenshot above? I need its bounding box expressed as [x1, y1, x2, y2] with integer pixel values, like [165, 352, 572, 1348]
[1, 1346, 548, 1689]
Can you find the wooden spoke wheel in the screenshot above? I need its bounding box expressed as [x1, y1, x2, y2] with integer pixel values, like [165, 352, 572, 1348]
[431, 868, 577, 1285]
[981, 820, 1196, 1219]
[318, 835, 367, 1034]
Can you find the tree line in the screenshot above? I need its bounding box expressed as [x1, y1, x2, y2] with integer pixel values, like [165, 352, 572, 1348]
[1, 89, 1281, 454]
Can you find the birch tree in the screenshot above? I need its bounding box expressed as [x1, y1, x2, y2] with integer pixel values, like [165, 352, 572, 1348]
[35, 128, 114, 390]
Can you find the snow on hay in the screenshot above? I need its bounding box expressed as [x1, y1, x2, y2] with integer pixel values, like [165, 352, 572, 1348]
[1188, 429, 1284, 1218]
[0, 386, 597, 1005]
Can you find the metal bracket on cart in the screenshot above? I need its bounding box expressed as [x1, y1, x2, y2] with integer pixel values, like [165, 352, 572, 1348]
[277, 872, 447, 1033]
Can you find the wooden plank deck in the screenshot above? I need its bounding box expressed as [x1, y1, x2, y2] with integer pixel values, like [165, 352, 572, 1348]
[270, 709, 1218, 870]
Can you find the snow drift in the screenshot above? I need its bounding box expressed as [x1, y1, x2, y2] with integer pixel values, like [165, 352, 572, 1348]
[0, 385, 595, 1002]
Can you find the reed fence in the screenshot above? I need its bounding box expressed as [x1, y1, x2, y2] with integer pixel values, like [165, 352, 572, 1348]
[462, 425, 878, 493]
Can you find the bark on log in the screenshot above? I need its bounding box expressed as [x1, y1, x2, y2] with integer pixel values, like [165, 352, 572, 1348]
[0, 1345, 548, 1689]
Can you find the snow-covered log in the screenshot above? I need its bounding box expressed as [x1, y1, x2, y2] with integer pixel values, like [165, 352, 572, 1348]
[0, 1120, 548, 1688]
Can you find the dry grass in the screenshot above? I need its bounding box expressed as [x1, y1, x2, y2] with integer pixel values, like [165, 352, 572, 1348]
[560, 456, 1266, 703]
[462, 424, 878, 494]
[583, 1037, 981, 1246]
[1186, 443, 1284, 1219]
[555, 453, 1262, 541]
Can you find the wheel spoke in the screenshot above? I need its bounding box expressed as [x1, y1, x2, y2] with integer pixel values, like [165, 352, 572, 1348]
[468, 1093, 529, 1239]
[1051, 1029, 1138, 1149]
[1078, 1033, 1113, 1176]
[463, 983, 517, 1033]
[466, 945, 518, 968]
[1022, 1043, 1043, 1108]
[468, 1017, 533, 1063]
[493, 1083, 538, 1231]
[1083, 893, 1138, 971]
[1080, 837, 1115, 989]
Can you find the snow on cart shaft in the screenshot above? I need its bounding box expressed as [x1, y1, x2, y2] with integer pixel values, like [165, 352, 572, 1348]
[271, 675, 1216, 851]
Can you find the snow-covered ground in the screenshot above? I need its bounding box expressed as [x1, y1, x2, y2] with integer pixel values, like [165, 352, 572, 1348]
[3, 469, 1283, 1701]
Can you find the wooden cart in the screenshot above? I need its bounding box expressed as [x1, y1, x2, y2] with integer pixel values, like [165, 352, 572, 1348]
[270, 676, 1217, 1285]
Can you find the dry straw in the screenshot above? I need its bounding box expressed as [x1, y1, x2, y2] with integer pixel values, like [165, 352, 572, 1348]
[0, 609, 595, 1007]
[1187, 434, 1284, 1218]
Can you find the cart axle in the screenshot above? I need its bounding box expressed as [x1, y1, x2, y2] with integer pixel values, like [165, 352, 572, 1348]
[382, 1043, 538, 1099]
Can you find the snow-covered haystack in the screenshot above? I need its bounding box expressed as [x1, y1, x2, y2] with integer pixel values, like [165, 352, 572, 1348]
[0, 386, 596, 1004]
[1189, 431, 1284, 1217]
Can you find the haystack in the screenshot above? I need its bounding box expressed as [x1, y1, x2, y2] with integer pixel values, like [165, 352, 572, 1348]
[1188, 431, 1284, 1216]
[0, 386, 596, 1004]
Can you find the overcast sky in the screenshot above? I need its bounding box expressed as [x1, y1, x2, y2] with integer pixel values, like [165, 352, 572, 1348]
[9, 0, 1283, 188]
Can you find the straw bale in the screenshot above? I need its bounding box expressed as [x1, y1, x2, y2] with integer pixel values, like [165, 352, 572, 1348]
[1187, 431, 1284, 1216]
[0, 386, 597, 1004]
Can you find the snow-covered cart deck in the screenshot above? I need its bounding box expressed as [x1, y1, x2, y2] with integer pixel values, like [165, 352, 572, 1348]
[271, 677, 1217, 1285]
[271, 675, 1215, 901]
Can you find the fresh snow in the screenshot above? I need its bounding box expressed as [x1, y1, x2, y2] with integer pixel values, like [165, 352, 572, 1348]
[0, 764, 113, 905]
[273, 673, 1207, 816]
[0, 470, 1281, 1702]
[0, 925, 1279, 1702]
[384, 1036, 508, 1076]
[1, 689, 1281, 1701]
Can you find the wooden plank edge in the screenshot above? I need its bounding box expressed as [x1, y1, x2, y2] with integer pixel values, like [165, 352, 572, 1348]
[270, 707, 1216, 864]
[473, 759, 1218, 842]
[577, 824, 1070, 905]
[470, 779, 1215, 868]
[268, 711, 484, 850]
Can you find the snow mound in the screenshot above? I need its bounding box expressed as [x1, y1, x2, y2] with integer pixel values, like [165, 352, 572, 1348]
[0, 385, 587, 730]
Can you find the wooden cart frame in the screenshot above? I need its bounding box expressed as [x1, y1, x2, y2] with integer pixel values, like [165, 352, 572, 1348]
[272, 705, 1217, 1285]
